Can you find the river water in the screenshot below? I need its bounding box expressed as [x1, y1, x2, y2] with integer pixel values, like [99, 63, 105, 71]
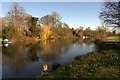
[2, 39, 96, 78]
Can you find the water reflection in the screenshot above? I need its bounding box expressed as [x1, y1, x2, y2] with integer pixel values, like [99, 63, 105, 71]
[2, 39, 96, 78]
[38, 39, 73, 62]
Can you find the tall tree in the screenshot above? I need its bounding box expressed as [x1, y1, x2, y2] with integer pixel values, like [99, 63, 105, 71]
[40, 15, 51, 26]
[99, 2, 120, 28]
[7, 2, 29, 36]
[84, 27, 91, 37]
[51, 11, 62, 28]
[78, 26, 84, 38]
[63, 23, 73, 37]
[29, 17, 39, 37]
[96, 24, 107, 40]
[40, 11, 62, 28]
[40, 11, 63, 38]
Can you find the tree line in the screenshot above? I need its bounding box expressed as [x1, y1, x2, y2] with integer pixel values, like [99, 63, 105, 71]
[1, 2, 119, 40]
[1, 3, 73, 40]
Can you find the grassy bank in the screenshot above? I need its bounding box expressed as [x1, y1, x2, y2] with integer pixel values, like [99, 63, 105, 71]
[35, 39, 120, 79]
[105, 36, 120, 42]
[36, 49, 120, 78]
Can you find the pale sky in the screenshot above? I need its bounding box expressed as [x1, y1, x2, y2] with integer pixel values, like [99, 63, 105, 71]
[2, 2, 104, 30]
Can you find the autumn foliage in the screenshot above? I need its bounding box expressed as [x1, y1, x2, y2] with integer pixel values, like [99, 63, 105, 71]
[38, 25, 51, 40]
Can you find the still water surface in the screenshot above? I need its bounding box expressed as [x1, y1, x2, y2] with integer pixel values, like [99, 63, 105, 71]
[2, 39, 96, 78]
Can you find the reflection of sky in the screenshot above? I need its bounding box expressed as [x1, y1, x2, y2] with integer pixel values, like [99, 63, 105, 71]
[59, 43, 95, 65]
[2, 66, 16, 78]
[2, 41, 96, 78]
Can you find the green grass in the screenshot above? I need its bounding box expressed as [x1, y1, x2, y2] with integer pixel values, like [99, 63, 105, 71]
[36, 50, 120, 79]
[105, 36, 120, 42]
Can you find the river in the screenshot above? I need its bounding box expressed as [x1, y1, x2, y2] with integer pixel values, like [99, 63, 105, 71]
[2, 38, 96, 78]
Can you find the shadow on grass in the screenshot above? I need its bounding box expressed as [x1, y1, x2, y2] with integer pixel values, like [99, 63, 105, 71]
[94, 39, 120, 53]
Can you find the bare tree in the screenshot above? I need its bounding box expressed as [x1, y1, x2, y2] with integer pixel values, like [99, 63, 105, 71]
[40, 11, 62, 28]
[7, 2, 29, 36]
[99, 1, 120, 28]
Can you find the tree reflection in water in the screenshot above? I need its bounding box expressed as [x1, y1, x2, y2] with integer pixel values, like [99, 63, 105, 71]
[2, 38, 95, 78]
[38, 39, 73, 63]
